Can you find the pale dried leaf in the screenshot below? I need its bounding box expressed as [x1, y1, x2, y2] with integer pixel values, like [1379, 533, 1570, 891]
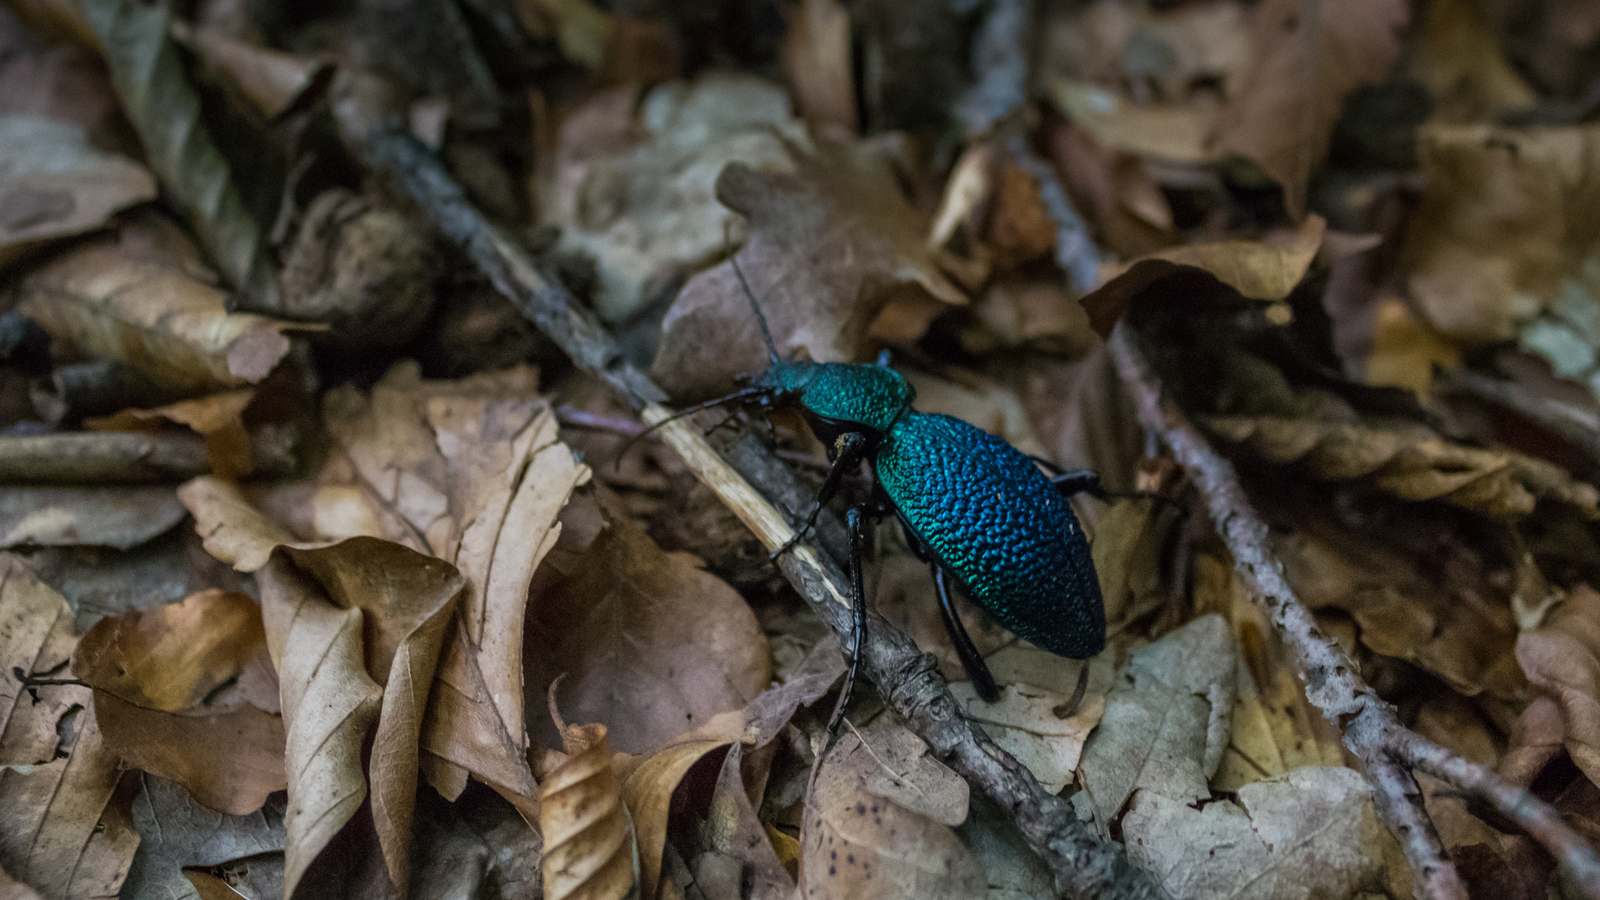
[619, 739, 730, 900]
[1515, 584, 1600, 787]
[177, 24, 324, 119]
[121, 773, 286, 900]
[948, 686, 1103, 794]
[0, 114, 155, 262]
[177, 476, 326, 572]
[0, 485, 187, 549]
[16, 214, 293, 394]
[73, 590, 284, 816]
[781, 0, 855, 131]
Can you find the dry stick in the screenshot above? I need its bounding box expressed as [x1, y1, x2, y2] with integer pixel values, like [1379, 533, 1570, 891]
[1108, 325, 1600, 900]
[354, 126, 1158, 900]
[0, 432, 292, 483]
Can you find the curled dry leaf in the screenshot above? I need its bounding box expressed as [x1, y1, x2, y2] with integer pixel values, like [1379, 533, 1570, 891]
[526, 506, 769, 756]
[0, 484, 187, 549]
[1216, 0, 1408, 218]
[539, 721, 635, 900]
[1078, 615, 1237, 831]
[619, 739, 731, 900]
[1078, 214, 1325, 336]
[15, 213, 293, 395]
[1514, 584, 1600, 788]
[0, 556, 140, 900]
[73, 589, 285, 816]
[1202, 411, 1600, 518]
[259, 539, 462, 897]
[653, 142, 966, 399]
[800, 725, 983, 900]
[0, 113, 155, 263]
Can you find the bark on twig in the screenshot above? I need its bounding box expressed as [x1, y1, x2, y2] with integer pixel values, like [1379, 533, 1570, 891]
[1109, 324, 1600, 900]
[351, 124, 1158, 900]
[0, 432, 290, 483]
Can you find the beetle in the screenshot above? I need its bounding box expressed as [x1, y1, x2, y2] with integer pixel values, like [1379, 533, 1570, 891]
[645, 251, 1107, 729]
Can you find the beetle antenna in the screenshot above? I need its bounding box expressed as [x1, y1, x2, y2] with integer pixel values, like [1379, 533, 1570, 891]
[614, 387, 768, 468]
[725, 224, 780, 364]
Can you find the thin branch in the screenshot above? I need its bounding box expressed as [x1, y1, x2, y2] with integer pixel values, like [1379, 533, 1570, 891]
[1109, 324, 1600, 900]
[348, 123, 1158, 900]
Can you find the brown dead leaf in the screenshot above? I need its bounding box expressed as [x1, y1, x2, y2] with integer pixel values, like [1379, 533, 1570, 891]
[0, 485, 187, 549]
[0, 113, 154, 264]
[800, 726, 983, 900]
[1515, 584, 1600, 787]
[782, 0, 855, 132]
[1047, 117, 1176, 260]
[1403, 122, 1600, 345]
[949, 686, 1104, 794]
[1078, 615, 1237, 831]
[692, 743, 792, 900]
[619, 739, 731, 900]
[174, 23, 325, 119]
[1407, 0, 1536, 124]
[1078, 215, 1325, 336]
[527, 505, 769, 755]
[1217, 0, 1408, 218]
[178, 476, 325, 572]
[15, 212, 294, 395]
[653, 142, 966, 399]
[73, 589, 284, 816]
[1049, 80, 1217, 166]
[89, 389, 256, 480]
[539, 720, 635, 900]
[0, 556, 139, 900]
[1123, 767, 1392, 900]
[552, 75, 803, 323]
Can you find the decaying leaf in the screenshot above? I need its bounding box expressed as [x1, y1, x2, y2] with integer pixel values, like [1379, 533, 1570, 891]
[15, 213, 294, 395]
[652, 143, 966, 399]
[949, 685, 1104, 794]
[121, 773, 286, 900]
[1203, 410, 1600, 518]
[539, 720, 635, 900]
[526, 505, 770, 755]
[800, 723, 982, 900]
[0, 556, 139, 900]
[1407, 0, 1536, 123]
[178, 476, 326, 572]
[691, 743, 792, 900]
[0, 113, 155, 263]
[73, 589, 284, 816]
[1078, 615, 1237, 831]
[174, 23, 325, 119]
[1123, 767, 1392, 900]
[0, 485, 188, 549]
[1217, 0, 1408, 217]
[619, 738, 731, 900]
[88, 388, 256, 479]
[1515, 584, 1600, 787]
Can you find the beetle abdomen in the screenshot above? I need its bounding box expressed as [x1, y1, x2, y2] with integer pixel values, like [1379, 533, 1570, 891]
[874, 412, 1105, 659]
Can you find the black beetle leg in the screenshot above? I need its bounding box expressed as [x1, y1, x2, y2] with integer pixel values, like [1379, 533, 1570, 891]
[827, 505, 869, 734]
[932, 566, 1001, 703]
[772, 430, 869, 559]
[1048, 468, 1109, 501]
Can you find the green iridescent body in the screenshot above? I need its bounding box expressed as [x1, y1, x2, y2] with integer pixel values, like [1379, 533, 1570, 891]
[752, 358, 1106, 660]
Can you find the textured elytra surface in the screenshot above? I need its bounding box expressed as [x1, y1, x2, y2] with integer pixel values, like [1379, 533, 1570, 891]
[874, 411, 1106, 658]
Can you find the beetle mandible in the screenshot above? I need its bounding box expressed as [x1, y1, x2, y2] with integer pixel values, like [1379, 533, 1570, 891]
[647, 250, 1107, 729]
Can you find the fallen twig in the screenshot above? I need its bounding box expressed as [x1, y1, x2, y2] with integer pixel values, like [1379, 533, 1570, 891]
[350, 122, 1158, 900]
[1109, 324, 1600, 900]
[0, 431, 291, 483]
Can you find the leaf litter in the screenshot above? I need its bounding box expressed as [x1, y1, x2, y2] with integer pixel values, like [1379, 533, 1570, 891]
[3, 0, 1600, 898]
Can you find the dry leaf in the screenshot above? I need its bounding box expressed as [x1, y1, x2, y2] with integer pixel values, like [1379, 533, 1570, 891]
[1407, 0, 1536, 124]
[262, 539, 462, 896]
[0, 556, 139, 900]
[652, 143, 966, 399]
[1515, 584, 1600, 787]
[88, 388, 256, 479]
[553, 75, 803, 323]
[1123, 767, 1391, 900]
[0, 113, 154, 263]
[1047, 117, 1176, 260]
[175, 23, 325, 119]
[527, 506, 770, 755]
[178, 476, 324, 572]
[0, 485, 187, 549]
[799, 726, 983, 900]
[16, 213, 293, 395]
[1078, 615, 1237, 831]
[1049, 80, 1216, 165]
[619, 739, 730, 900]
[949, 686, 1104, 793]
[539, 720, 635, 900]
[73, 589, 285, 816]
[121, 773, 286, 900]
[782, 0, 855, 132]
[690, 743, 792, 900]
[1217, 0, 1408, 218]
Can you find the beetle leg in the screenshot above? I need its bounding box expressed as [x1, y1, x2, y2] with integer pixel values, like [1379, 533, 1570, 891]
[1048, 468, 1109, 500]
[827, 505, 869, 734]
[932, 565, 1001, 702]
[772, 430, 869, 559]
